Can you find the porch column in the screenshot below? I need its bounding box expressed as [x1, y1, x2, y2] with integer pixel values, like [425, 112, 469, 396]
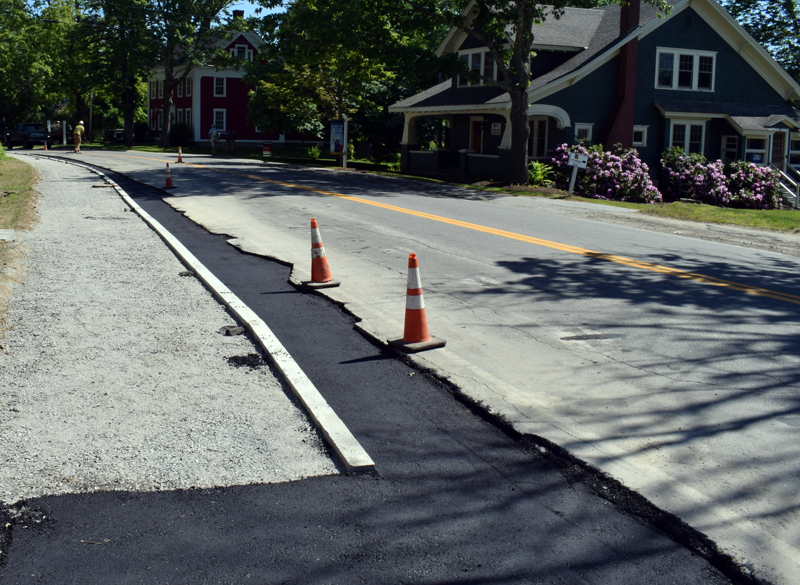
[400, 113, 420, 174]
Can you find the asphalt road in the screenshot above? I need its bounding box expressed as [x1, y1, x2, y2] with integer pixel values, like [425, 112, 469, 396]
[0, 155, 741, 584]
[32, 149, 800, 583]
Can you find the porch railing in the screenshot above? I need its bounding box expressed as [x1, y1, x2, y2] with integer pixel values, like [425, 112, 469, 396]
[771, 163, 800, 210]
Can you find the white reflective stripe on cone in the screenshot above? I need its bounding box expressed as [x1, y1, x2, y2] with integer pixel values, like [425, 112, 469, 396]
[407, 267, 422, 290]
[312, 247, 327, 259]
[311, 229, 323, 244]
[406, 294, 425, 310]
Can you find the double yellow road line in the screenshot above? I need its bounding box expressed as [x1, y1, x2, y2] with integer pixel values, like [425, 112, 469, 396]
[101, 153, 800, 306]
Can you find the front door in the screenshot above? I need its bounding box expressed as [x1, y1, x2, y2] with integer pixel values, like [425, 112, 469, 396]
[771, 131, 787, 171]
[471, 121, 483, 153]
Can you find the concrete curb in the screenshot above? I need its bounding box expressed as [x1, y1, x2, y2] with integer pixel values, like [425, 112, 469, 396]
[21, 154, 375, 473]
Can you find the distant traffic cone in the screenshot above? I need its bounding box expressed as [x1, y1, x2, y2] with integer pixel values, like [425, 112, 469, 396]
[389, 253, 445, 353]
[44, 142, 48, 151]
[301, 218, 340, 289]
[164, 163, 177, 189]
[177, 146, 183, 163]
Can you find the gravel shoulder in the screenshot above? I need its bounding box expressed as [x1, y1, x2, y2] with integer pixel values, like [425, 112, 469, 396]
[0, 156, 338, 504]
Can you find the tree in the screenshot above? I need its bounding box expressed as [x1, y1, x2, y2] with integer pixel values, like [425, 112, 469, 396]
[83, 0, 160, 146]
[0, 0, 67, 126]
[395, 0, 671, 184]
[248, 0, 454, 156]
[149, 0, 240, 147]
[720, 0, 800, 86]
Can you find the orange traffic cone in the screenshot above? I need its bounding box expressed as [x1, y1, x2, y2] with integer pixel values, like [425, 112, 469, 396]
[177, 146, 183, 163]
[301, 218, 340, 289]
[164, 163, 177, 189]
[44, 142, 48, 151]
[389, 253, 445, 353]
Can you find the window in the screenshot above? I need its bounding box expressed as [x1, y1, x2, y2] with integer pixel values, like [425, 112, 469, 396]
[184, 108, 192, 128]
[214, 77, 226, 97]
[150, 82, 156, 99]
[177, 109, 184, 124]
[656, 48, 716, 91]
[230, 44, 253, 61]
[575, 124, 593, 142]
[157, 110, 163, 131]
[457, 50, 496, 86]
[745, 136, 767, 165]
[458, 54, 469, 86]
[186, 77, 192, 97]
[150, 110, 156, 131]
[177, 81, 183, 98]
[633, 125, 648, 147]
[528, 117, 548, 158]
[790, 134, 800, 167]
[158, 81, 163, 98]
[721, 135, 739, 163]
[671, 121, 706, 154]
[213, 109, 226, 131]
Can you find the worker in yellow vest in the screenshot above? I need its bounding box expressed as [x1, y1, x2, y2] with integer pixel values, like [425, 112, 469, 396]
[73, 121, 85, 154]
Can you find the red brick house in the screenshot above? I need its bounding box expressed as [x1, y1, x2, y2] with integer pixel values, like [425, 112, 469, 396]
[147, 31, 316, 148]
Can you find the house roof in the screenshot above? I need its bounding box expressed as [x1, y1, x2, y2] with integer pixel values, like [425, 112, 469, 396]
[655, 99, 800, 132]
[393, 0, 677, 112]
[391, 0, 800, 115]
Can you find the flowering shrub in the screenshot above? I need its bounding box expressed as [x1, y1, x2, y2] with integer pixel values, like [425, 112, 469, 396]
[661, 147, 782, 209]
[548, 143, 662, 204]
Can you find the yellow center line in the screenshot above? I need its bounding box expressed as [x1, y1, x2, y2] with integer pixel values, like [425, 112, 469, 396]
[89, 152, 800, 306]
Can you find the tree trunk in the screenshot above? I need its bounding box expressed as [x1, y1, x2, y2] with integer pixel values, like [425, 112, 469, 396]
[508, 85, 530, 185]
[123, 75, 136, 147]
[160, 46, 174, 148]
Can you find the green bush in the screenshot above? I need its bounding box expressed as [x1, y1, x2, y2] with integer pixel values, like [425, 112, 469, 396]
[0, 143, 6, 158]
[527, 161, 554, 187]
[169, 123, 192, 147]
[307, 145, 321, 160]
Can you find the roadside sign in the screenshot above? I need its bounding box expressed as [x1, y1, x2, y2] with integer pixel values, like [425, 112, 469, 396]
[262, 143, 272, 158]
[568, 152, 588, 169]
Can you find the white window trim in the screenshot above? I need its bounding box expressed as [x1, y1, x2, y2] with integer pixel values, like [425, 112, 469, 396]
[214, 77, 226, 97]
[150, 110, 156, 131]
[457, 49, 497, 87]
[231, 44, 254, 62]
[158, 80, 163, 99]
[177, 109, 183, 124]
[185, 108, 192, 128]
[721, 135, 739, 162]
[177, 81, 183, 98]
[632, 125, 648, 147]
[655, 47, 716, 92]
[744, 134, 769, 166]
[528, 116, 549, 159]
[670, 119, 707, 154]
[213, 109, 226, 132]
[157, 110, 163, 131]
[150, 82, 156, 99]
[575, 123, 593, 142]
[186, 77, 192, 97]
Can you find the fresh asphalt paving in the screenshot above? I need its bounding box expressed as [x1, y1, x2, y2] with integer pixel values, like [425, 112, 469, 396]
[0, 157, 740, 583]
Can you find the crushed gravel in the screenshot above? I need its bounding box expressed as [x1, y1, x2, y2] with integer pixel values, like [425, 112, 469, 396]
[0, 156, 338, 504]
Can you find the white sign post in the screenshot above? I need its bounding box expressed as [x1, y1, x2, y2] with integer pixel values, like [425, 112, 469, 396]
[567, 152, 588, 197]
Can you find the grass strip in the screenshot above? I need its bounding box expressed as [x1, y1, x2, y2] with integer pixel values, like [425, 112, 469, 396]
[0, 153, 38, 231]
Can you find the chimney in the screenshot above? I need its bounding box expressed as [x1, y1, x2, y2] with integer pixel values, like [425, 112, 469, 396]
[233, 10, 245, 18]
[601, 0, 641, 149]
[620, 0, 641, 35]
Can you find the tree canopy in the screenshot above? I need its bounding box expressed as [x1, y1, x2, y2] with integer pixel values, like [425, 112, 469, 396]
[720, 0, 800, 88]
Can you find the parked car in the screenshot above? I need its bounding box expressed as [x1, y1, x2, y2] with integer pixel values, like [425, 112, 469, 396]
[3, 123, 55, 149]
